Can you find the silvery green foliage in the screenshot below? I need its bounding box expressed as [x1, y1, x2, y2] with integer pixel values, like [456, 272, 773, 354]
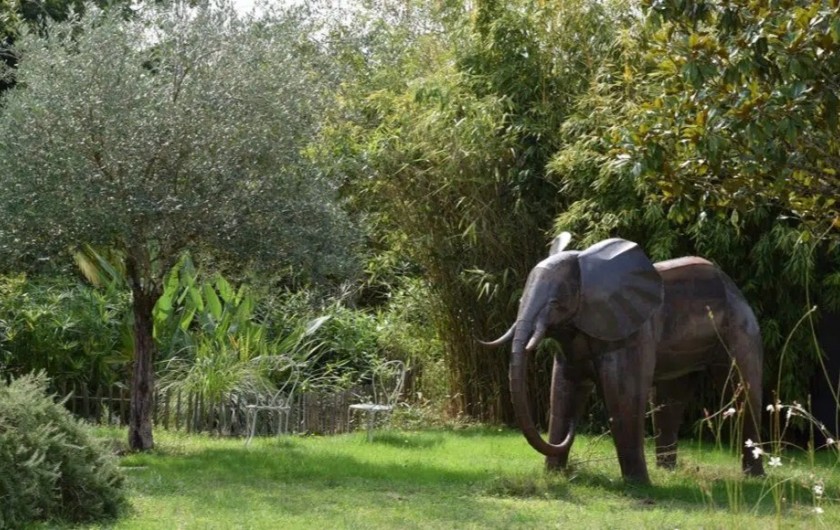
[0, 1, 357, 280]
[0, 372, 125, 526]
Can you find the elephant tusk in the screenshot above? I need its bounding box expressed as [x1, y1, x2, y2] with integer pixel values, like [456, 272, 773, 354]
[525, 322, 547, 352]
[478, 323, 516, 348]
[559, 420, 576, 447]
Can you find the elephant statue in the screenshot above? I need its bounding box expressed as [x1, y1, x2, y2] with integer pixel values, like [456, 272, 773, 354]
[483, 234, 764, 484]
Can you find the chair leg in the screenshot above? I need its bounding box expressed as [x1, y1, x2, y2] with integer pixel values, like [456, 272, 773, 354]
[245, 408, 256, 446]
[279, 409, 286, 436]
[366, 411, 376, 441]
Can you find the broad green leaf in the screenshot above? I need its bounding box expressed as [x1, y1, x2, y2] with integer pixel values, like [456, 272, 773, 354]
[187, 284, 205, 313]
[215, 275, 234, 304]
[203, 284, 223, 320]
[178, 307, 196, 332]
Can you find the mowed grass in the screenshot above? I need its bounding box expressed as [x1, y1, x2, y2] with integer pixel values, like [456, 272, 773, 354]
[63, 427, 840, 529]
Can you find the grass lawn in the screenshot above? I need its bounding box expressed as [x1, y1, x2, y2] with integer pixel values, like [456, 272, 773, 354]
[60, 427, 840, 529]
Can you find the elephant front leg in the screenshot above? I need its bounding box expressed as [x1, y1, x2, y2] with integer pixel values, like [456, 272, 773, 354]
[545, 356, 593, 471]
[595, 337, 656, 485]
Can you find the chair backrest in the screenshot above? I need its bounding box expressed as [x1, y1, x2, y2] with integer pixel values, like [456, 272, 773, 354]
[252, 354, 300, 408]
[268, 377, 297, 408]
[369, 359, 406, 406]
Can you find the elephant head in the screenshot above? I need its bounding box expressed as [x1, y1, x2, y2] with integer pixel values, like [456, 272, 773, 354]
[483, 234, 664, 456]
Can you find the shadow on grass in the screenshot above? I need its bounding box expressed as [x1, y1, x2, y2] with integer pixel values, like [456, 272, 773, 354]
[477, 443, 798, 517]
[123, 435, 492, 494]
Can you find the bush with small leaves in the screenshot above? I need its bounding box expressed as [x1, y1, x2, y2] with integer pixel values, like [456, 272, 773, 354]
[0, 372, 125, 527]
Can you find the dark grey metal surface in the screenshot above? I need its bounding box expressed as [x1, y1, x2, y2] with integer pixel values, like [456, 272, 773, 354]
[484, 236, 765, 485]
[575, 238, 664, 342]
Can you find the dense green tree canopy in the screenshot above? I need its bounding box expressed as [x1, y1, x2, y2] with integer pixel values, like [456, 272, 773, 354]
[1, 0, 125, 92]
[0, 4, 355, 278]
[627, 0, 840, 230]
[550, 0, 840, 401]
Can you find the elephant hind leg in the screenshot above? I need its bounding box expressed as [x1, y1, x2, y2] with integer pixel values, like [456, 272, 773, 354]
[653, 374, 697, 470]
[715, 328, 765, 477]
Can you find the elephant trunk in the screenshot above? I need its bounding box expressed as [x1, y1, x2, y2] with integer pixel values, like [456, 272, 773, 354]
[510, 320, 573, 456]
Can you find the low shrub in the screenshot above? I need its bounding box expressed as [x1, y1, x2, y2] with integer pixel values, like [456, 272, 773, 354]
[0, 372, 125, 528]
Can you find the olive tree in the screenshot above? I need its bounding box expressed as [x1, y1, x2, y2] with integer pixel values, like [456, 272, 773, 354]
[1, 0, 127, 93]
[0, 2, 357, 450]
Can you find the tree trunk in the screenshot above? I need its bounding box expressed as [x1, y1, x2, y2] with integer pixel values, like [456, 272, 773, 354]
[128, 285, 160, 451]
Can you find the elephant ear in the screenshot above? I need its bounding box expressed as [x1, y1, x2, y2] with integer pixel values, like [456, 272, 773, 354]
[573, 238, 663, 341]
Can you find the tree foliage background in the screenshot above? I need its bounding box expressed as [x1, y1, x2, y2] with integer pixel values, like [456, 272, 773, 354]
[551, 0, 840, 404]
[1, 0, 839, 435]
[321, 0, 840, 425]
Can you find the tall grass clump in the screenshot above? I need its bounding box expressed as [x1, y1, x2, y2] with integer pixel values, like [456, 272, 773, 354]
[0, 273, 130, 397]
[264, 280, 454, 426]
[0, 372, 125, 528]
[698, 302, 840, 522]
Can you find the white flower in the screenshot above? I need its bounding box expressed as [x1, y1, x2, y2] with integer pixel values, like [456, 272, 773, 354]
[723, 407, 736, 418]
[745, 439, 755, 448]
[752, 447, 764, 459]
[826, 437, 835, 446]
[814, 484, 824, 497]
[768, 456, 782, 467]
[814, 506, 824, 514]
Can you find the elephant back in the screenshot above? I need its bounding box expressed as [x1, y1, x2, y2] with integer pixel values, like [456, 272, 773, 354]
[574, 238, 664, 341]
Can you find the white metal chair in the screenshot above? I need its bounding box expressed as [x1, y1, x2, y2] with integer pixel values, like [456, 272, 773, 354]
[348, 359, 406, 441]
[245, 367, 299, 445]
